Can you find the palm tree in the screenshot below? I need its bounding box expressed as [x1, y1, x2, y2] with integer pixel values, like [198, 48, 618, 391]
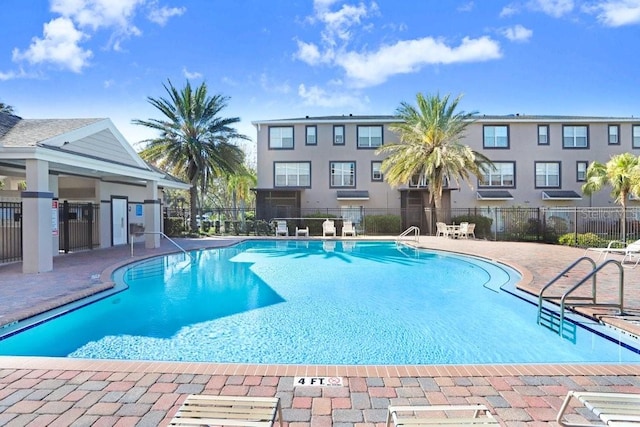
[376, 92, 491, 223]
[0, 101, 15, 114]
[582, 152, 640, 242]
[133, 80, 248, 232]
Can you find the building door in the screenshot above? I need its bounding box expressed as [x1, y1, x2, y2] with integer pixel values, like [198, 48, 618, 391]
[112, 197, 128, 246]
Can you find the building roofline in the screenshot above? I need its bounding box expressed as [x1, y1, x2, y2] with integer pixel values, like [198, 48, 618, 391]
[252, 114, 640, 126]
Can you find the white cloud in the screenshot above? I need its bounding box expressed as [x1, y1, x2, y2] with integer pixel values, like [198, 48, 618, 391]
[585, 0, 640, 26]
[502, 24, 533, 41]
[336, 36, 502, 88]
[458, 1, 475, 12]
[182, 67, 202, 79]
[12, 17, 93, 73]
[148, 3, 186, 25]
[500, 4, 520, 17]
[528, 0, 574, 17]
[296, 2, 502, 89]
[312, 0, 378, 45]
[298, 83, 366, 108]
[10, 0, 185, 74]
[260, 74, 291, 94]
[294, 40, 334, 65]
[103, 78, 115, 88]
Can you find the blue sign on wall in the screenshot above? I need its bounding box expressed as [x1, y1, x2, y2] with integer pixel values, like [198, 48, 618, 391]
[135, 204, 143, 216]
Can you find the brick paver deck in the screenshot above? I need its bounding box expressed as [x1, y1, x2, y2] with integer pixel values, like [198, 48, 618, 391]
[1, 236, 639, 426]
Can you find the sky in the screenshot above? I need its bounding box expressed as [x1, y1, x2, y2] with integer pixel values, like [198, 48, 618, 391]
[1, 0, 640, 163]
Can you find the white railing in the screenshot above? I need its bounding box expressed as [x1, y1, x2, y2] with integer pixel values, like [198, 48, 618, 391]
[130, 231, 193, 261]
[396, 226, 420, 243]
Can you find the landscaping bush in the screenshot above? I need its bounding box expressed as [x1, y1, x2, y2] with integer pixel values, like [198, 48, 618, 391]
[163, 217, 185, 237]
[451, 215, 492, 239]
[557, 232, 609, 248]
[363, 214, 402, 235]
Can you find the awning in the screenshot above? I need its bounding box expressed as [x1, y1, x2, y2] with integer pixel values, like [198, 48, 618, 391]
[541, 190, 582, 200]
[476, 190, 514, 200]
[336, 190, 370, 200]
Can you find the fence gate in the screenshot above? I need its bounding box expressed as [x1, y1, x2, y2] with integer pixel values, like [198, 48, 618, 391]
[58, 201, 100, 253]
[0, 201, 22, 263]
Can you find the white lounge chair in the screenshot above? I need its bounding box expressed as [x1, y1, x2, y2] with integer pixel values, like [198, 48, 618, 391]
[169, 394, 283, 427]
[387, 404, 499, 426]
[342, 220, 356, 237]
[556, 391, 640, 426]
[295, 226, 309, 237]
[453, 222, 469, 239]
[584, 239, 640, 262]
[322, 219, 336, 237]
[275, 220, 288, 236]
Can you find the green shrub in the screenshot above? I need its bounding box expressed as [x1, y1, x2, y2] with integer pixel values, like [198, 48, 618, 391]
[451, 215, 493, 239]
[163, 217, 185, 237]
[363, 214, 402, 235]
[557, 232, 608, 248]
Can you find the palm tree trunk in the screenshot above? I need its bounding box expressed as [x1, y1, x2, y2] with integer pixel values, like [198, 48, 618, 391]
[621, 192, 628, 242]
[189, 184, 198, 232]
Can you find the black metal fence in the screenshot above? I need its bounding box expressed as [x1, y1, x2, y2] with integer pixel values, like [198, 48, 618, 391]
[58, 201, 100, 253]
[426, 207, 640, 245]
[164, 205, 640, 247]
[164, 206, 425, 236]
[0, 201, 22, 263]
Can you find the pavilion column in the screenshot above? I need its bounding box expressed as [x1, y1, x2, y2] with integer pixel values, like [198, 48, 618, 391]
[21, 159, 53, 273]
[144, 181, 161, 249]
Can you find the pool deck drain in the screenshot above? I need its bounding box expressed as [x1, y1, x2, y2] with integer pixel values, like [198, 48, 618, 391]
[1, 236, 640, 426]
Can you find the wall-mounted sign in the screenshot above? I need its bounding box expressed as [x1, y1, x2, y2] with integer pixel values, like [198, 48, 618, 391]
[52, 200, 59, 236]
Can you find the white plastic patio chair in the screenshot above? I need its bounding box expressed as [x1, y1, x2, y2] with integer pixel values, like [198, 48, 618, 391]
[275, 220, 288, 236]
[322, 219, 336, 237]
[435, 222, 450, 237]
[342, 220, 356, 237]
[295, 226, 309, 237]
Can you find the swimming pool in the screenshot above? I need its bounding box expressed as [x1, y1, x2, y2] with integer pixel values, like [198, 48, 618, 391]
[1, 240, 639, 364]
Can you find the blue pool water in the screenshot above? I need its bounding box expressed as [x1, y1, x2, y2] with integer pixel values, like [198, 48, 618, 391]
[1, 240, 639, 365]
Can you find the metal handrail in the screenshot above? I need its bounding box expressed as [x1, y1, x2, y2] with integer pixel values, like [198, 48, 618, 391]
[537, 257, 625, 335]
[397, 226, 420, 243]
[130, 231, 193, 261]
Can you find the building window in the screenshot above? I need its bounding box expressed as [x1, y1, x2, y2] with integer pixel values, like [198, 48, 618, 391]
[535, 162, 560, 188]
[371, 161, 383, 181]
[633, 125, 640, 148]
[305, 126, 316, 145]
[608, 125, 620, 145]
[357, 125, 383, 148]
[577, 161, 588, 182]
[269, 126, 294, 149]
[330, 161, 355, 187]
[538, 125, 549, 145]
[274, 162, 310, 187]
[334, 125, 345, 145]
[563, 125, 588, 148]
[479, 162, 515, 187]
[483, 125, 509, 148]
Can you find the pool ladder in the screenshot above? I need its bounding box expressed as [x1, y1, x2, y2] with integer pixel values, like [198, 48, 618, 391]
[537, 257, 624, 337]
[396, 226, 420, 244]
[130, 231, 194, 262]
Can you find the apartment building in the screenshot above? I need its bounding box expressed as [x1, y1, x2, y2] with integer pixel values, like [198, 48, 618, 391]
[252, 114, 640, 224]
